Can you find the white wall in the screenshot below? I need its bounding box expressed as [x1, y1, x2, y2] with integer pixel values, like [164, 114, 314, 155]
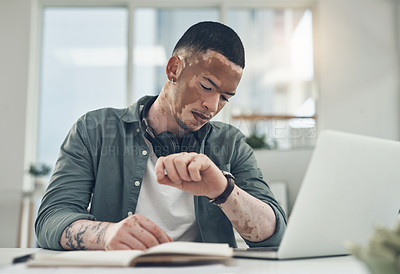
[0, 0, 33, 247]
[317, 0, 400, 140]
[254, 149, 314, 215]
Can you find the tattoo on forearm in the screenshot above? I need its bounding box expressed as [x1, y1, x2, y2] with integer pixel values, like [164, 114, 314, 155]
[64, 224, 75, 249]
[91, 222, 102, 232]
[64, 223, 89, 250]
[91, 222, 110, 244]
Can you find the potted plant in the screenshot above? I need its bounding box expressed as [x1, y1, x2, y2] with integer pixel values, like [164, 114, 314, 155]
[28, 163, 51, 192]
[245, 132, 278, 150]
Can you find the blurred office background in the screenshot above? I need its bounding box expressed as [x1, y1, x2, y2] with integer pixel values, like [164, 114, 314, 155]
[1, 0, 399, 247]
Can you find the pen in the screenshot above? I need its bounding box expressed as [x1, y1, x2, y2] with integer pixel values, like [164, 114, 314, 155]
[12, 254, 33, 264]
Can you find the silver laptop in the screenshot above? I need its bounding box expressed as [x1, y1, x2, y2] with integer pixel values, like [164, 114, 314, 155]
[234, 130, 400, 260]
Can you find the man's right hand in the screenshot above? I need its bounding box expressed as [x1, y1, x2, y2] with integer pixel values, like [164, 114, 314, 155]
[104, 214, 172, 250]
[60, 214, 172, 250]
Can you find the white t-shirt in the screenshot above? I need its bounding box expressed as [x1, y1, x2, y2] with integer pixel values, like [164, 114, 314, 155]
[135, 138, 201, 241]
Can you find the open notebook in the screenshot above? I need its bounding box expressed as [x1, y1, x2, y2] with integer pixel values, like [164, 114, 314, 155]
[26, 242, 232, 267]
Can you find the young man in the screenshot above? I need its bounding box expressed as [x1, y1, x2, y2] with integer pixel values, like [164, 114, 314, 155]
[35, 21, 287, 250]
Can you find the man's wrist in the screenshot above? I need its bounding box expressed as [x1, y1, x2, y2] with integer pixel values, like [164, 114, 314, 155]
[209, 171, 235, 205]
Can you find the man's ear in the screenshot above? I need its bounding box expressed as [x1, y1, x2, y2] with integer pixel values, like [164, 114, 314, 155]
[166, 56, 182, 82]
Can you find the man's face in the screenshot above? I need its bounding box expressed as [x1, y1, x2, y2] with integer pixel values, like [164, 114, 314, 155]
[168, 50, 243, 133]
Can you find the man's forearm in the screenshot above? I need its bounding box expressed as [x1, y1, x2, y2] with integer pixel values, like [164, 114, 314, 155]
[220, 186, 277, 242]
[60, 219, 110, 250]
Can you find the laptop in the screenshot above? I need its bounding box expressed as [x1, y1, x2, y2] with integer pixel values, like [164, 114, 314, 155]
[234, 130, 400, 260]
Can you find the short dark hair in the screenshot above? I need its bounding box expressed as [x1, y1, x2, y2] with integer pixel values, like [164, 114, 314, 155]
[172, 21, 245, 69]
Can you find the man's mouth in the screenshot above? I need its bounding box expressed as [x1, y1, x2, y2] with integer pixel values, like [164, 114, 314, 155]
[192, 111, 211, 124]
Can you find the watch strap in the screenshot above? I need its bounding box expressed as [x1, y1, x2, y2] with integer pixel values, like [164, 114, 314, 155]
[209, 171, 235, 205]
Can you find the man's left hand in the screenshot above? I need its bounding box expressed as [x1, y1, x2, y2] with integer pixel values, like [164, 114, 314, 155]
[155, 152, 227, 199]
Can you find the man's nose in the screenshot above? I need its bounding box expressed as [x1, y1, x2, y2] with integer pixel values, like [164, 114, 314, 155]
[201, 93, 220, 113]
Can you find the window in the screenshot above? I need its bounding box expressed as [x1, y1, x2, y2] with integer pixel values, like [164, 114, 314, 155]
[37, 3, 317, 174]
[227, 9, 316, 149]
[38, 7, 128, 167]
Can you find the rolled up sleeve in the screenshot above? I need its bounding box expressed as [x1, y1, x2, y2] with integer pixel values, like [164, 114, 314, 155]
[35, 117, 96, 250]
[231, 133, 287, 247]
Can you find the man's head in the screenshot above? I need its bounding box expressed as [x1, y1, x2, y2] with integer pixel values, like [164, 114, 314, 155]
[161, 21, 245, 135]
[172, 21, 245, 69]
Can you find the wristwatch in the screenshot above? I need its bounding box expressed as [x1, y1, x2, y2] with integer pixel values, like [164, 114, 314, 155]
[209, 171, 236, 205]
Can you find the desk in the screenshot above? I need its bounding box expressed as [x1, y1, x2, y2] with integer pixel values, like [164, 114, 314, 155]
[0, 248, 370, 273]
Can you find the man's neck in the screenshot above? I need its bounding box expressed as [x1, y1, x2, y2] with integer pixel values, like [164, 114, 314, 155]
[146, 90, 184, 137]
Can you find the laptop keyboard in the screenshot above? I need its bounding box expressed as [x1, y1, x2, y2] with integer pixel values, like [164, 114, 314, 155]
[235, 246, 279, 252]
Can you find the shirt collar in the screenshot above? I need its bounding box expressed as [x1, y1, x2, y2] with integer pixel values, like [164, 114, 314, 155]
[119, 95, 212, 140]
[119, 95, 157, 123]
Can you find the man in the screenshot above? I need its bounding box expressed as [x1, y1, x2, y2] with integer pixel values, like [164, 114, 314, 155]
[35, 21, 287, 250]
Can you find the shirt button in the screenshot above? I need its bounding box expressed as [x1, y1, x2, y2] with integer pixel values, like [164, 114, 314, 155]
[134, 180, 140, 187]
[136, 128, 140, 133]
[127, 211, 133, 216]
[142, 150, 148, 156]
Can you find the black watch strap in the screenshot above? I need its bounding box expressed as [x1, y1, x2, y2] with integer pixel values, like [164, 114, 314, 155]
[209, 171, 235, 205]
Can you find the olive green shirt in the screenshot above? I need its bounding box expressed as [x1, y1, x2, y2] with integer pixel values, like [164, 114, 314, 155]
[35, 96, 287, 250]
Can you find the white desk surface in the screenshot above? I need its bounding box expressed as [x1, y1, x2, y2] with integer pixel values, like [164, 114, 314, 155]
[0, 248, 370, 274]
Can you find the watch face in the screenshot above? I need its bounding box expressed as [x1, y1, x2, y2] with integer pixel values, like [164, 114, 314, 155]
[222, 170, 235, 179]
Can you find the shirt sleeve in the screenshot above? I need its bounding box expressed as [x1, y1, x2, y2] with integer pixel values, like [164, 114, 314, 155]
[35, 116, 97, 250]
[231, 132, 287, 247]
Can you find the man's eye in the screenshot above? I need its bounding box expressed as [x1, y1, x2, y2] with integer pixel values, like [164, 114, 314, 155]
[200, 83, 212, 91]
[221, 95, 229, 102]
